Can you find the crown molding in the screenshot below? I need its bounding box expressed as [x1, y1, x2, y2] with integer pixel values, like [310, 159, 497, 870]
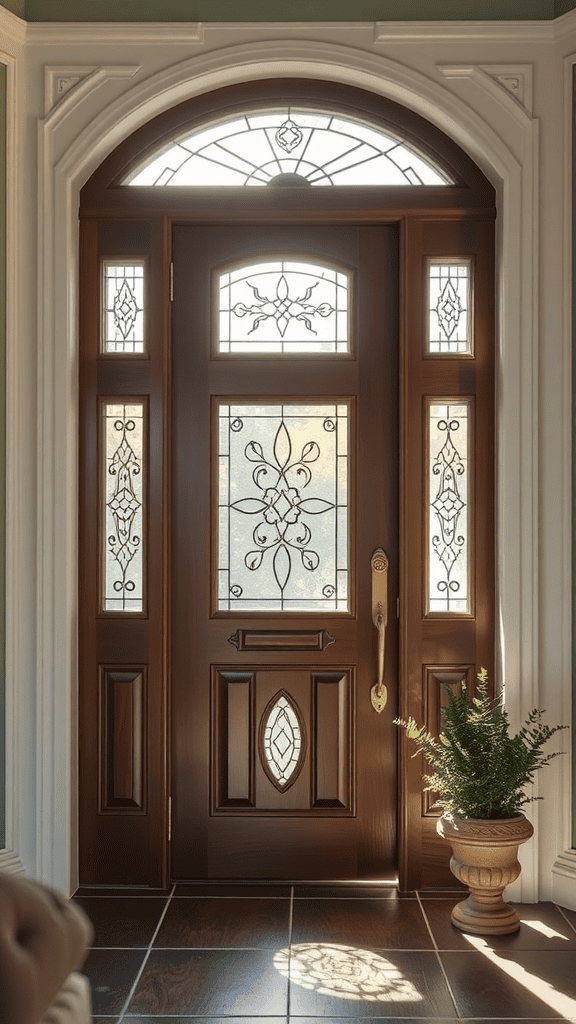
[27, 19, 203, 43]
[374, 18, 555, 41]
[0, 4, 25, 51]
[554, 4, 576, 39]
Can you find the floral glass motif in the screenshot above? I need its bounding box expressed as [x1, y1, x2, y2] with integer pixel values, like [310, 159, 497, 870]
[103, 262, 145, 353]
[103, 402, 144, 612]
[427, 261, 472, 355]
[218, 261, 349, 354]
[125, 109, 452, 187]
[261, 693, 304, 789]
[218, 403, 349, 611]
[428, 401, 470, 614]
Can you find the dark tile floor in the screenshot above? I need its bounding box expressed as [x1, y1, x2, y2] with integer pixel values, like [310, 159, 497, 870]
[71, 883, 576, 1023]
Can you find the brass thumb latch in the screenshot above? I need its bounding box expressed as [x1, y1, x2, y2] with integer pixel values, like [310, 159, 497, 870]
[371, 548, 389, 713]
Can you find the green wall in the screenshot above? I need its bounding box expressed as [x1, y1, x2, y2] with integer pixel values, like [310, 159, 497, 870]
[0, 0, 25, 15]
[2, 0, 574, 20]
[568, 66, 576, 848]
[0, 63, 5, 853]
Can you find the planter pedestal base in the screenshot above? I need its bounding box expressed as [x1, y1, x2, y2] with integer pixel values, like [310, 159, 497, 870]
[450, 885, 520, 935]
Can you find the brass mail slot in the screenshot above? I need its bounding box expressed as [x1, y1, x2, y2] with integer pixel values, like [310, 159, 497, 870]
[228, 629, 335, 652]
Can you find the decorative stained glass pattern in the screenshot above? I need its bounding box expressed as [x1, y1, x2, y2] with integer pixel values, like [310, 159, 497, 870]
[427, 261, 472, 354]
[103, 402, 144, 612]
[261, 692, 305, 790]
[125, 109, 452, 187]
[103, 262, 145, 353]
[218, 402, 349, 612]
[218, 261, 349, 354]
[427, 401, 470, 614]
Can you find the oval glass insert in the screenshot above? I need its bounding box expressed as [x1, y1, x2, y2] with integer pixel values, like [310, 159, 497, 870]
[260, 691, 306, 791]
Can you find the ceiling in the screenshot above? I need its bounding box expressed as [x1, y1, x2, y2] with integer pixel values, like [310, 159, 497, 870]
[1, 0, 575, 21]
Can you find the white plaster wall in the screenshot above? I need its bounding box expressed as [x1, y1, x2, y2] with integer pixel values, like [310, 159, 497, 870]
[0, 7, 573, 901]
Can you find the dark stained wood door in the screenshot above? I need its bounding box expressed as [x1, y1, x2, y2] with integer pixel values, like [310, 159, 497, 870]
[171, 224, 399, 879]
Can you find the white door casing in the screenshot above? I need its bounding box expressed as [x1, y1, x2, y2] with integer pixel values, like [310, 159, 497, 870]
[0, 14, 572, 900]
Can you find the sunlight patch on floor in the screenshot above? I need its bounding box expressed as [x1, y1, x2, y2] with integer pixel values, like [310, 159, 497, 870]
[464, 932, 576, 1017]
[522, 919, 570, 940]
[274, 943, 423, 1002]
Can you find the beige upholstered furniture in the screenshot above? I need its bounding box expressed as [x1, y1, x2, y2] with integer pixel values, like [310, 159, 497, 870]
[0, 872, 93, 1024]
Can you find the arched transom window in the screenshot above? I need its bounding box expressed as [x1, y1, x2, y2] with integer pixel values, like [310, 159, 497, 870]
[124, 108, 453, 187]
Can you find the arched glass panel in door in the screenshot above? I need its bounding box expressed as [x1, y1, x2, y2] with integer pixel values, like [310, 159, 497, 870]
[124, 108, 453, 187]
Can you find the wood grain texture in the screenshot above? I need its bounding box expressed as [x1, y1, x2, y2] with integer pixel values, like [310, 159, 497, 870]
[153, 897, 291, 948]
[98, 667, 147, 812]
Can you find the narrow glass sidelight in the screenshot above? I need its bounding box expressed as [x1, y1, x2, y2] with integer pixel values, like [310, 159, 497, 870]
[217, 261, 350, 355]
[427, 259, 473, 355]
[259, 691, 306, 791]
[218, 402, 350, 612]
[102, 401, 145, 612]
[427, 401, 471, 614]
[102, 261, 145, 353]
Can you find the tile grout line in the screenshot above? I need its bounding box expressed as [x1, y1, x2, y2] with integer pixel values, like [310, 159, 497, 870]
[116, 882, 176, 1023]
[287, 885, 294, 1019]
[416, 890, 462, 1020]
[556, 903, 576, 935]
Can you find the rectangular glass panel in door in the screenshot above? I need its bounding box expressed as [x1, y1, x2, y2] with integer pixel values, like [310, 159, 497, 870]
[217, 402, 349, 611]
[217, 261, 350, 354]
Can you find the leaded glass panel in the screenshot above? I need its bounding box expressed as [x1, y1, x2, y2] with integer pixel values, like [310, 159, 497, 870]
[261, 693, 303, 789]
[427, 401, 470, 614]
[102, 261, 145, 353]
[427, 260, 472, 355]
[103, 401, 144, 612]
[125, 109, 453, 187]
[218, 402, 349, 612]
[217, 261, 349, 354]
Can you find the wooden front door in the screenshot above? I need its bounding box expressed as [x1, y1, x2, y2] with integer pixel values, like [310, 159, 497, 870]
[170, 223, 399, 879]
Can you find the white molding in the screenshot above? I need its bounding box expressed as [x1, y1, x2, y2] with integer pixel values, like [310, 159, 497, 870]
[374, 19, 555, 42]
[553, 851, 576, 910]
[554, 6, 576, 43]
[1, 47, 35, 878]
[44, 64, 140, 118]
[556, 48, 576, 869]
[0, 5, 25, 51]
[437, 63, 535, 125]
[34, 38, 542, 895]
[28, 20, 203, 44]
[478, 63, 533, 115]
[0, 850, 25, 874]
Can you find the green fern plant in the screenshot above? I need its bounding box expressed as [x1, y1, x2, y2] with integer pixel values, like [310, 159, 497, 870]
[394, 668, 567, 819]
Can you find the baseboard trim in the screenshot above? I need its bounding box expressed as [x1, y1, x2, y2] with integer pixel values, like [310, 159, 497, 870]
[552, 850, 576, 910]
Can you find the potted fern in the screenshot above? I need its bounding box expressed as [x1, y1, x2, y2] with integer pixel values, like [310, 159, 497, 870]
[395, 668, 566, 935]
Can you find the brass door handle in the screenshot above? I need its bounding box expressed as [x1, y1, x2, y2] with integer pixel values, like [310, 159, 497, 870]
[371, 548, 388, 713]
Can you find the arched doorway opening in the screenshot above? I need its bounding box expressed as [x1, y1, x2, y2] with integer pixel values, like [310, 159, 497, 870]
[77, 77, 494, 888]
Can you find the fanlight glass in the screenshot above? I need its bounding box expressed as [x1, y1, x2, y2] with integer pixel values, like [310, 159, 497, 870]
[124, 109, 452, 187]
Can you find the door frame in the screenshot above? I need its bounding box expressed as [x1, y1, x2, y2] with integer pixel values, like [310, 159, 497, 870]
[11, 34, 555, 897]
[77, 77, 495, 889]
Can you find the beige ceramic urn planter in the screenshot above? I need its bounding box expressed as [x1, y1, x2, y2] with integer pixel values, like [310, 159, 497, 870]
[437, 813, 534, 935]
